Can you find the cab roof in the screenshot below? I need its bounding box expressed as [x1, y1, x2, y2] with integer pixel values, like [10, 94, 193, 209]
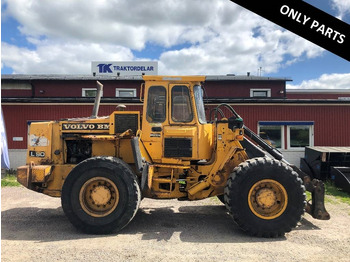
[142, 75, 206, 82]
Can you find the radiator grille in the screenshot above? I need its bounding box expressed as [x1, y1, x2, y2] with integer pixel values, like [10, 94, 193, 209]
[114, 114, 138, 134]
[164, 138, 192, 158]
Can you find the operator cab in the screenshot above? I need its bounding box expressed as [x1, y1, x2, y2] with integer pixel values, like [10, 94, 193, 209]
[140, 76, 213, 164]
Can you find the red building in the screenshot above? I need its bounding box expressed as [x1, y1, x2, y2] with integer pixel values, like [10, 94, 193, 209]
[2, 74, 350, 168]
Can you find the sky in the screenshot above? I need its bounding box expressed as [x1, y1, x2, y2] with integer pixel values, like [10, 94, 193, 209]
[1, 0, 350, 89]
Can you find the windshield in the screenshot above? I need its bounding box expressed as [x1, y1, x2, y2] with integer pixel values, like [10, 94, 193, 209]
[193, 85, 207, 124]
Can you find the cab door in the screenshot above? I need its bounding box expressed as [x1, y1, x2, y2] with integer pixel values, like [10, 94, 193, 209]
[141, 81, 170, 162]
[163, 84, 198, 160]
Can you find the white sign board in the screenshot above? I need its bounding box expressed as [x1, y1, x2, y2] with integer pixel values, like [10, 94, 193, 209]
[91, 61, 158, 76]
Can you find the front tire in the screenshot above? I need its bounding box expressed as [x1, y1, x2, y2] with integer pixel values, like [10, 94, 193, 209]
[224, 157, 305, 237]
[217, 194, 225, 204]
[61, 157, 141, 234]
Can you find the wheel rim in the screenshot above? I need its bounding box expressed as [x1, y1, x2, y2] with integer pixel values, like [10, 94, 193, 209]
[248, 179, 288, 220]
[79, 177, 119, 217]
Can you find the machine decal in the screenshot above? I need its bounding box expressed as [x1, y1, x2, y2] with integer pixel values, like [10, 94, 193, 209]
[29, 134, 49, 147]
[62, 123, 110, 131]
[29, 151, 46, 158]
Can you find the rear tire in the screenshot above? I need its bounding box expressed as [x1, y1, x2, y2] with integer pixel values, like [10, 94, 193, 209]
[224, 157, 305, 237]
[61, 156, 141, 234]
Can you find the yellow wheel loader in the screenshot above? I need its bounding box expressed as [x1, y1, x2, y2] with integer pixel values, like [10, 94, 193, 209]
[17, 76, 329, 237]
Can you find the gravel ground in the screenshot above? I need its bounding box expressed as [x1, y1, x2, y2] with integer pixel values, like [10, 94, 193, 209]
[1, 187, 350, 262]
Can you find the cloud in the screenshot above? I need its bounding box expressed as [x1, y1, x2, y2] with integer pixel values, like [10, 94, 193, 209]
[160, 16, 322, 75]
[287, 73, 350, 89]
[2, 0, 218, 50]
[2, 0, 324, 75]
[331, 0, 350, 19]
[1, 41, 134, 74]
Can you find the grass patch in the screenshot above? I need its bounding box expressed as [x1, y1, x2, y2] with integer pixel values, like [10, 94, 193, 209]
[324, 182, 350, 205]
[1, 175, 21, 187]
[305, 182, 350, 206]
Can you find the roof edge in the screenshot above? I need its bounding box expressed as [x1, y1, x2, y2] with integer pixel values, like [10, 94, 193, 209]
[1, 74, 291, 82]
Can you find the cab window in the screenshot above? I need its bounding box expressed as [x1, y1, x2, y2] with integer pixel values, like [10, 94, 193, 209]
[171, 86, 193, 122]
[146, 86, 166, 123]
[193, 85, 207, 124]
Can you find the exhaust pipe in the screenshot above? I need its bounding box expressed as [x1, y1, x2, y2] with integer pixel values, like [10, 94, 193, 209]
[91, 81, 103, 119]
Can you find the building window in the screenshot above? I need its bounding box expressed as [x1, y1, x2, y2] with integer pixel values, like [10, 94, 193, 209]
[250, 89, 271, 97]
[258, 125, 283, 148]
[82, 88, 103, 97]
[287, 125, 314, 149]
[258, 121, 314, 150]
[116, 88, 136, 97]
